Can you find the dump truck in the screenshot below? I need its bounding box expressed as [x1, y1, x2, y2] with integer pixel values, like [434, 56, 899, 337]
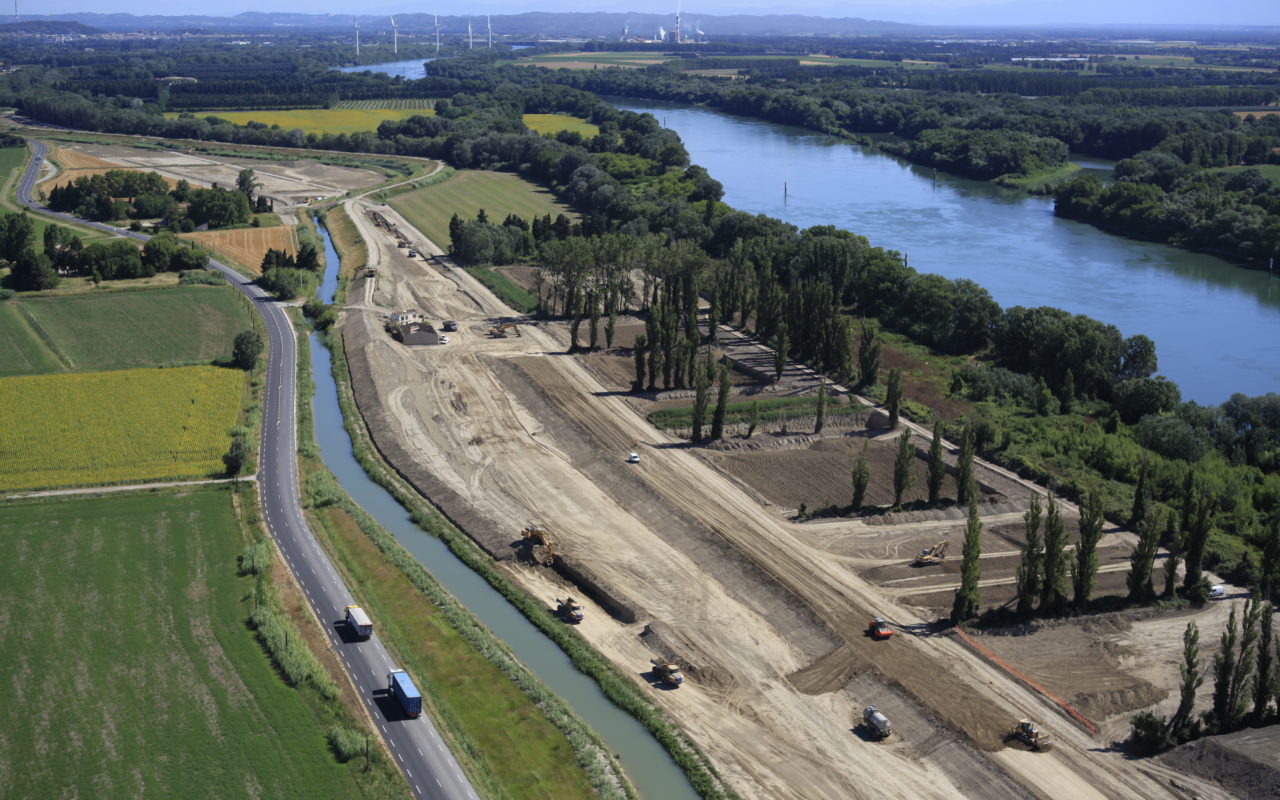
[651, 659, 684, 686]
[556, 597, 584, 623]
[345, 605, 373, 639]
[912, 540, 950, 567]
[1009, 719, 1052, 750]
[388, 669, 422, 718]
[863, 705, 892, 739]
[868, 617, 893, 640]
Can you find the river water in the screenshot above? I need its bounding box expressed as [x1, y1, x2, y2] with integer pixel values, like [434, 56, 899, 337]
[611, 99, 1280, 405]
[335, 58, 433, 80]
[310, 224, 696, 800]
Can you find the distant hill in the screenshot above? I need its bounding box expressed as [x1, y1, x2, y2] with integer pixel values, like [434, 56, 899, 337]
[13, 11, 917, 37]
[0, 20, 99, 35]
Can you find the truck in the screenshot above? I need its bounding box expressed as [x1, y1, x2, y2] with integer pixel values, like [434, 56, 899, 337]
[863, 705, 892, 739]
[345, 605, 373, 639]
[388, 669, 422, 718]
[651, 659, 685, 687]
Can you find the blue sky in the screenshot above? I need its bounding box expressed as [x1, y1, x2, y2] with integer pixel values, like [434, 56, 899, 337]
[28, 1, 1280, 27]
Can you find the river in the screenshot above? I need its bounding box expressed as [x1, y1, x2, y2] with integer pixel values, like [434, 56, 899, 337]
[310, 223, 696, 800]
[611, 99, 1279, 405]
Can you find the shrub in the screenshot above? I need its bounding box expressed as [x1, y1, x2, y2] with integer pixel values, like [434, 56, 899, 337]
[178, 268, 226, 286]
[327, 726, 367, 763]
[237, 539, 273, 576]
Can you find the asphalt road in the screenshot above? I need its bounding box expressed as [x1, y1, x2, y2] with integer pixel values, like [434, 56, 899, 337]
[18, 140, 477, 800]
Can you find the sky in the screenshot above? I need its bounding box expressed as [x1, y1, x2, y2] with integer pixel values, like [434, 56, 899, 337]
[26, 1, 1280, 27]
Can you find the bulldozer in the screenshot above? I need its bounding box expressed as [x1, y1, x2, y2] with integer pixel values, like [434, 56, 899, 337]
[488, 322, 521, 338]
[1008, 719, 1052, 751]
[556, 597, 584, 623]
[651, 659, 684, 687]
[912, 540, 950, 567]
[521, 525, 555, 566]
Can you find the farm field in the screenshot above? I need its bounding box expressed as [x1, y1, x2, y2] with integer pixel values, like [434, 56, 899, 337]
[336, 98, 436, 110]
[522, 113, 600, 137]
[390, 169, 574, 249]
[167, 108, 434, 136]
[0, 365, 244, 491]
[181, 225, 298, 274]
[3, 286, 255, 374]
[0, 488, 369, 799]
[516, 51, 937, 71]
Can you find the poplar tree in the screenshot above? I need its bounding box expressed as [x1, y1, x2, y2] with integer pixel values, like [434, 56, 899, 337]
[1040, 492, 1069, 614]
[955, 426, 976, 505]
[1015, 494, 1043, 617]
[851, 444, 870, 511]
[1210, 604, 1240, 733]
[1163, 513, 1184, 600]
[814, 382, 827, 435]
[692, 371, 709, 443]
[632, 333, 647, 391]
[1253, 602, 1275, 726]
[885, 368, 903, 429]
[1183, 476, 1214, 595]
[1072, 489, 1105, 610]
[710, 365, 731, 441]
[926, 421, 946, 506]
[746, 401, 760, 439]
[856, 320, 881, 390]
[775, 323, 789, 382]
[1127, 510, 1161, 605]
[1167, 621, 1203, 743]
[1130, 453, 1152, 529]
[951, 498, 983, 625]
[892, 430, 915, 509]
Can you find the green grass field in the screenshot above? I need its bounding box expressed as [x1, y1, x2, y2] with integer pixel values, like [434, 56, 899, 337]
[0, 365, 244, 491]
[390, 170, 574, 249]
[0, 286, 255, 375]
[517, 51, 937, 71]
[522, 113, 600, 138]
[0, 489, 369, 799]
[1212, 164, 1280, 183]
[167, 108, 435, 136]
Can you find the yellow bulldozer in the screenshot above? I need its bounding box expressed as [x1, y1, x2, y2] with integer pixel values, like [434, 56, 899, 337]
[521, 525, 555, 566]
[488, 322, 521, 338]
[912, 540, 950, 567]
[1008, 719, 1053, 751]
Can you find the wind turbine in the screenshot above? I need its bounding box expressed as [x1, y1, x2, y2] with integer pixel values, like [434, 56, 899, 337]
[434, 14, 440, 55]
[467, 19, 473, 50]
[675, 0, 682, 44]
[391, 16, 398, 56]
[486, 14, 492, 48]
[354, 21, 360, 58]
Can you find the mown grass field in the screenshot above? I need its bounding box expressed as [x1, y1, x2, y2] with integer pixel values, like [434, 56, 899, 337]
[0, 286, 256, 375]
[181, 225, 298, 274]
[0, 365, 244, 491]
[523, 113, 600, 138]
[0, 488, 369, 799]
[167, 108, 435, 136]
[390, 170, 574, 249]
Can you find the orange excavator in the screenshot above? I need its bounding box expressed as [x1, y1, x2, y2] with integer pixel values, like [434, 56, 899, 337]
[521, 525, 555, 566]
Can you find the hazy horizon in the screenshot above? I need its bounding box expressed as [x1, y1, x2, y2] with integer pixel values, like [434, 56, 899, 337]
[22, 1, 1280, 29]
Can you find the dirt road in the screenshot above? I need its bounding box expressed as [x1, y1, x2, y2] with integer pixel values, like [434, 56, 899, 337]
[336, 203, 1219, 799]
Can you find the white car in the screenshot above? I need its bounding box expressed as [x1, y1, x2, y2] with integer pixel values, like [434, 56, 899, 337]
[626, 452, 640, 464]
[1209, 585, 1226, 599]
[439, 335, 450, 345]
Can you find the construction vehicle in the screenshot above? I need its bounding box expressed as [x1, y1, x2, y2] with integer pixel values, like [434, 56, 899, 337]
[365, 266, 378, 278]
[521, 525, 555, 566]
[651, 659, 684, 687]
[556, 597, 584, 623]
[345, 605, 373, 639]
[862, 705, 892, 739]
[488, 321, 521, 338]
[387, 669, 423, 717]
[868, 618, 893, 640]
[912, 540, 950, 567]
[1008, 719, 1052, 751]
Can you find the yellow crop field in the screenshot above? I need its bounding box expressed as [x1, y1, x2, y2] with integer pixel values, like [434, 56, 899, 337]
[181, 226, 297, 274]
[48, 147, 120, 169]
[522, 113, 600, 138]
[165, 108, 435, 136]
[0, 366, 244, 491]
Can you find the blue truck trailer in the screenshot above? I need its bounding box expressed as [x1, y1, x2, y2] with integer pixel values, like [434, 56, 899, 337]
[388, 669, 422, 717]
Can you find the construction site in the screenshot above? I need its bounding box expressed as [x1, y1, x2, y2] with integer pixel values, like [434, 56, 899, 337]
[336, 194, 1271, 799]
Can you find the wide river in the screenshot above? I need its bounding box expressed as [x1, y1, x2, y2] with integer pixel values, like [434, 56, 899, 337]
[613, 99, 1280, 405]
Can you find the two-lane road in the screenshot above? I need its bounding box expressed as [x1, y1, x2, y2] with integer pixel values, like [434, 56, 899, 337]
[18, 139, 477, 800]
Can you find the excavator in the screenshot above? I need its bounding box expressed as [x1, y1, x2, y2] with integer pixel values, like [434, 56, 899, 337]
[912, 540, 950, 567]
[1008, 719, 1053, 751]
[521, 525, 555, 566]
[556, 597, 584, 623]
[488, 322, 521, 338]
